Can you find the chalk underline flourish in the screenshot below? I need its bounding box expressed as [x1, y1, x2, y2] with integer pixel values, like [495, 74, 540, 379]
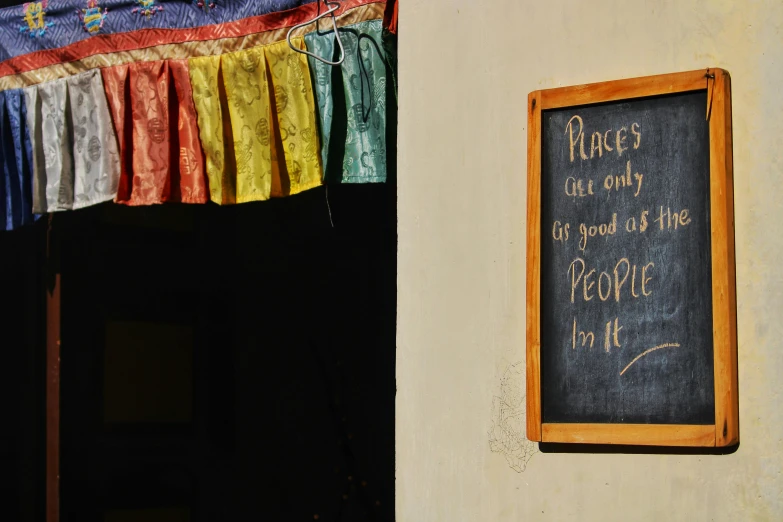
[620, 343, 680, 376]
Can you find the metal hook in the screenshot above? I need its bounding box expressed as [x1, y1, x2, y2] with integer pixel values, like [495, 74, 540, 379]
[287, 0, 346, 66]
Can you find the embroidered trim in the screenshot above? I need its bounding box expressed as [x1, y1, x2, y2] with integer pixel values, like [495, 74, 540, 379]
[20, 1, 54, 38]
[78, 0, 108, 35]
[193, 0, 216, 13]
[132, 0, 164, 18]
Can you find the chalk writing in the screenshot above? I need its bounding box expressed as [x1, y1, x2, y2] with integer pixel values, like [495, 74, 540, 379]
[540, 90, 715, 425]
[558, 113, 688, 372]
[620, 343, 680, 376]
[567, 257, 654, 303]
[564, 115, 641, 163]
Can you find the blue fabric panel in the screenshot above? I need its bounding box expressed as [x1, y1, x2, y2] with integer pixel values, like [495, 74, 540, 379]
[0, 88, 34, 230]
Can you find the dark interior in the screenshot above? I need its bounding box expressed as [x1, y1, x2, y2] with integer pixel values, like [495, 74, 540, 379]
[1, 183, 396, 521]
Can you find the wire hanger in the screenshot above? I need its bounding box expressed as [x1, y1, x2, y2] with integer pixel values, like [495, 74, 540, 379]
[287, 0, 346, 66]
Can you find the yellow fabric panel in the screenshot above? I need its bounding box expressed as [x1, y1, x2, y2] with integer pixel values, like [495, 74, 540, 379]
[264, 38, 323, 196]
[189, 37, 322, 204]
[188, 55, 236, 205]
[221, 46, 275, 202]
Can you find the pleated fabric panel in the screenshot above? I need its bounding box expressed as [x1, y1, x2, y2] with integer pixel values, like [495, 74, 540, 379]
[189, 36, 323, 205]
[0, 89, 35, 230]
[101, 59, 208, 206]
[24, 69, 122, 213]
[24, 81, 72, 212]
[305, 19, 393, 184]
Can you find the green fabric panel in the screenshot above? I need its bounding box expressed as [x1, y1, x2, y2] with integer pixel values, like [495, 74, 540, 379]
[305, 19, 395, 184]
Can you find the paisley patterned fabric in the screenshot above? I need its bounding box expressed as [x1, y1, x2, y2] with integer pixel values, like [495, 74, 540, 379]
[23, 69, 121, 212]
[102, 59, 207, 205]
[305, 19, 393, 183]
[189, 36, 322, 204]
[0, 89, 35, 230]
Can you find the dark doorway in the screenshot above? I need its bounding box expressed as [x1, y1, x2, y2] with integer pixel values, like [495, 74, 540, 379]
[5, 183, 395, 521]
[0, 219, 47, 522]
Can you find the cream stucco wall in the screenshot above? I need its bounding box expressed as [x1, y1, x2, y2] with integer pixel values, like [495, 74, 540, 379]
[396, 1, 783, 520]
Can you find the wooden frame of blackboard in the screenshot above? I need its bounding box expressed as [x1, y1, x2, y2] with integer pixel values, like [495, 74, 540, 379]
[526, 69, 737, 447]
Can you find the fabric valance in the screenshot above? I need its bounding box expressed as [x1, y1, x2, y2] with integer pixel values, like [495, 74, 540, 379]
[0, 0, 396, 231]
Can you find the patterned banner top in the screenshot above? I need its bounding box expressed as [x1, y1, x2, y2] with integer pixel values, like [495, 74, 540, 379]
[0, 0, 316, 61]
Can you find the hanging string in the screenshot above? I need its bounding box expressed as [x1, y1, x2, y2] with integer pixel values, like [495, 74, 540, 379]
[325, 184, 334, 227]
[357, 33, 378, 124]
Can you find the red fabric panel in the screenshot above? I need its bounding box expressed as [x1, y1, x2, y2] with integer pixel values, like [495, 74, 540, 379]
[102, 60, 207, 205]
[128, 61, 172, 206]
[169, 60, 208, 204]
[384, 0, 398, 34]
[0, 0, 382, 79]
[101, 64, 133, 203]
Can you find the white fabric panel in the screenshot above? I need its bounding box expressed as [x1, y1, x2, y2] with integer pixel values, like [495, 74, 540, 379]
[38, 78, 73, 212]
[66, 69, 121, 210]
[22, 86, 45, 214]
[24, 69, 121, 213]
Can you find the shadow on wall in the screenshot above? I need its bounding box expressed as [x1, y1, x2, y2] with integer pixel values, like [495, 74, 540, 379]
[538, 442, 738, 455]
[487, 361, 737, 464]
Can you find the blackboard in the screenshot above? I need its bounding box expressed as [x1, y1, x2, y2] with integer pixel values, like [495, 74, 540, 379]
[541, 91, 714, 424]
[526, 70, 738, 447]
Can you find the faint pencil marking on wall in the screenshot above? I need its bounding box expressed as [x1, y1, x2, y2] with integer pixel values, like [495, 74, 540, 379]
[488, 362, 537, 473]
